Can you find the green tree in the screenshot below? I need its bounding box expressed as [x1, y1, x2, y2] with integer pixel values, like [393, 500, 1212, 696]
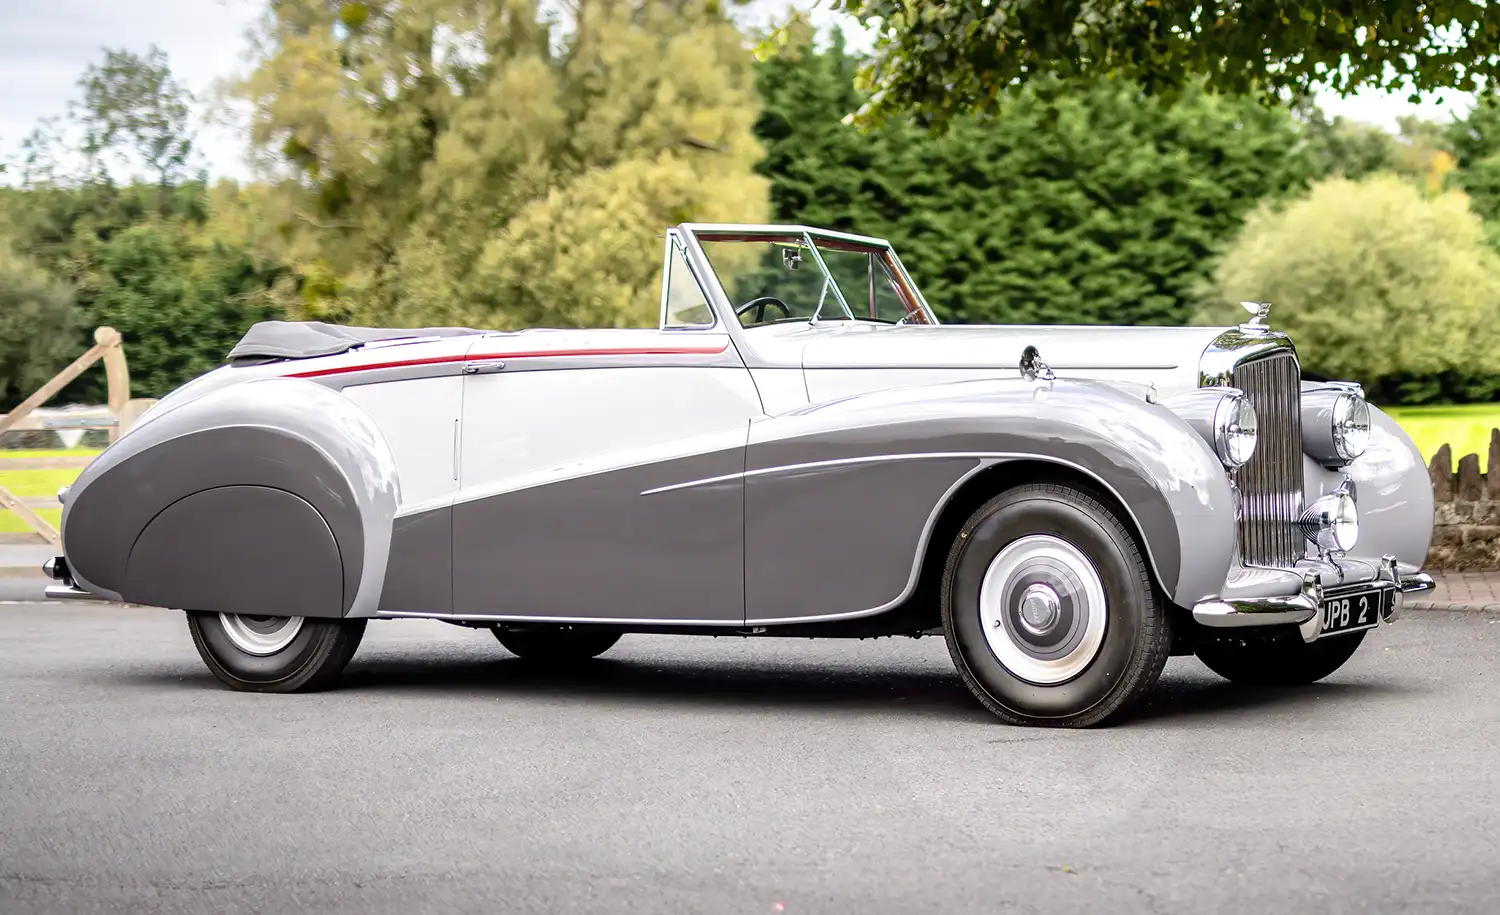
[0, 242, 80, 412]
[1297, 107, 1402, 181]
[75, 46, 196, 187]
[83, 220, 288, 397]
[1445, 95, 1500, 234]
[793, 1, 1500, 129]
[239, 0, 769, 328]
[1198, 174, 1500, 401]
[754, 38, 1317, 326]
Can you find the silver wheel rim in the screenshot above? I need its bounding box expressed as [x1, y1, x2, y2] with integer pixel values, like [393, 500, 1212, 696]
[978, 534, 1108, 685]
[218, 614, 304, 656]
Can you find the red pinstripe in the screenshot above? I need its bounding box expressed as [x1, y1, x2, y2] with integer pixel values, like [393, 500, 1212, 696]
[288, 342, 731, 379]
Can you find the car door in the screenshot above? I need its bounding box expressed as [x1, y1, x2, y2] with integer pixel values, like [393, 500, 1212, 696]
[451, 249, 761, 624]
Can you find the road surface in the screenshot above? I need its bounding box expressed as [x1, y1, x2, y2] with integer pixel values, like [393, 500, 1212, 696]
[1, 602, 1497, 914]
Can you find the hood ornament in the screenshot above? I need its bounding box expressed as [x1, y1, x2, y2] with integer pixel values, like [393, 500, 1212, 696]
[1240, 300, 1272, 328]
[1019, 345, 1056, 382]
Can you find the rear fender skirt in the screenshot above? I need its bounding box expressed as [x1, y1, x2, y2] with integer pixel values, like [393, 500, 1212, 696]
[61, 378, 398, 617]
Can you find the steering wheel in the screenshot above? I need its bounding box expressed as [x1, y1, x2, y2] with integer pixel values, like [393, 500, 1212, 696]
[735, 296, 793, 325]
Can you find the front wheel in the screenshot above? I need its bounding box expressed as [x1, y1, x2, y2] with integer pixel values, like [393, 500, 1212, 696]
[941, 482, 1172, 727]
[492, 627, 621, 662]
[186, 612, 366, 692]
[1195, 630, 1366, 686]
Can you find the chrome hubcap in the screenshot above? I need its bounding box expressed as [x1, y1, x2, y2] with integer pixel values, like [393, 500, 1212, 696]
[979, 534, 1108, 685]
[1016, 583, 1062, 635]
[219, 613, 304, 656]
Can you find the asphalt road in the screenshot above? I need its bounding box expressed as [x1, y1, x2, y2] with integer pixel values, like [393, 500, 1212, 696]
[1, 602, 1497, 915]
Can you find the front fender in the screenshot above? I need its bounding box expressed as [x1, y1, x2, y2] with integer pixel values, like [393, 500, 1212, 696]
[1303, 397, 1434, 574]
[60, 377, 399, 618]
[744, 377, 1235, 619]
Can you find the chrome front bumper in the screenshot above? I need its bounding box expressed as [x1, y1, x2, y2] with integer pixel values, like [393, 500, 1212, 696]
[1192, 554, 1436, 642]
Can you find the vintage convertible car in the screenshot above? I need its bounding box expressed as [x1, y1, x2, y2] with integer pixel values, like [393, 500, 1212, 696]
[43, 223, 1436, 726]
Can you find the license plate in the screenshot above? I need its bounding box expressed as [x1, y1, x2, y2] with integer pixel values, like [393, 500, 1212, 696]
[1318, 586, 1389, 638]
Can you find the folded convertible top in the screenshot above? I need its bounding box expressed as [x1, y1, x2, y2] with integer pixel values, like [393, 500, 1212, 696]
[227, 321, 481, 365]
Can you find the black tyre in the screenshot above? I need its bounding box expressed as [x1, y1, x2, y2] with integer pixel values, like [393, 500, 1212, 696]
[1195, 629, 1366, 686]
[941, 482, 1171, 728]
[492, 627, 621, 662]
[186, 611, 366, 693]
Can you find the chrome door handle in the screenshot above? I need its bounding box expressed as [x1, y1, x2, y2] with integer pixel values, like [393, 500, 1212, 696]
[462, 360, 507, 374]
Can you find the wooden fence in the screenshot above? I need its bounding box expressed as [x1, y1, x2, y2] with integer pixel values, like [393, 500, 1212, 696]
[0, 328, 150, 546]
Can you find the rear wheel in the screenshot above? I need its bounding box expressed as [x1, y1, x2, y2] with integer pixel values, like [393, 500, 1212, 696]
[941, 482, 1171, 727]
[187, 612, 366, 692]
[1195, 630, 1366, 686]
[492, 627, 621, 662]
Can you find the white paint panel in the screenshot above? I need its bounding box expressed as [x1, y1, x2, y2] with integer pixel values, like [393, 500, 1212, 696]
[459, 366, 763, 499]
[749, 368, 810, 415]
[343, 376, 463, 511]
[804, 365, 1183, 403]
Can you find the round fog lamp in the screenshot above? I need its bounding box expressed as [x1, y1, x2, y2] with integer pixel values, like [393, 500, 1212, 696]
[1299, 489, 1359, 553]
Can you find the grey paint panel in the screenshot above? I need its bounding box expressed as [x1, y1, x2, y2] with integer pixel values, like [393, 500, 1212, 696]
[64, 425, 362, 606]
[124, 486, 344, 617]
[745, 456, 982, 621]
[61, 378, 398, 617]
[744, 377, 1238, 607]
[452, 448, 745, 622]
[381, 506, 453, 614]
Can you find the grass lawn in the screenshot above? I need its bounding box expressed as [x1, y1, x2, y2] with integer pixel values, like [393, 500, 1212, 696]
[0, 448, 104, 461]
[1384, 403, 1500, 472]
[0, 508, 61, 535]
[0, 451, 99, 536]
[0, 468, 84, 499]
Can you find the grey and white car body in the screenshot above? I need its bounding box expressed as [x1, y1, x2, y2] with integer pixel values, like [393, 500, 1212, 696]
[44, 224, 1436, 725]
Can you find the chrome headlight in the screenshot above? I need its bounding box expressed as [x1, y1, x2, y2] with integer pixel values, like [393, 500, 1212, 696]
[1303, 385, 1371, 465]
[1212, 392, 1258, 469]
[1299, 482, 1359, 553]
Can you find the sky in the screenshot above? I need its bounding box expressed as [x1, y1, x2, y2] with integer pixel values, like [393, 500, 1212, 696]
[0, 0, 1481, 183]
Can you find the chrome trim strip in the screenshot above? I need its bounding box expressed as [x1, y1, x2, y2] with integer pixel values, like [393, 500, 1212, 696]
[44, 584, 112, 602]
[377, 609, 746, 627]
[798, 363, 1180, 371]
[643, 451, 1029, 496]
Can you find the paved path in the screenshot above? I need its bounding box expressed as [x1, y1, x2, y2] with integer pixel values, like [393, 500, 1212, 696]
[1, 602, 1498, 914]
[1413, 572, 1500, 610]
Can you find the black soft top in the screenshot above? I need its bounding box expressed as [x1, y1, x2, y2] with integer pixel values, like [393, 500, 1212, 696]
[226, 321, 480, 365]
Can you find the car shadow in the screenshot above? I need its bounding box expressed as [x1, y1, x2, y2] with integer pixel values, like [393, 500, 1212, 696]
[336, 653, 994, 722]
[1124, 674, 1410, 725]
[97, 651, 1416, 727]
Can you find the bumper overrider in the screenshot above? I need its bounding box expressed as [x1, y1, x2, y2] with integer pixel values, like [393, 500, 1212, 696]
[40, 556, 110, 602]
[1193, 554, 1435, 642]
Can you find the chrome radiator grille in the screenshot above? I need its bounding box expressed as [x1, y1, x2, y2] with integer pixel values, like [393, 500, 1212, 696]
[1231, 353, 1305, 567]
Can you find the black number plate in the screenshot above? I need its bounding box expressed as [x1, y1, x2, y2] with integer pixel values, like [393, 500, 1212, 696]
[1318, 587, 1389, 638]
